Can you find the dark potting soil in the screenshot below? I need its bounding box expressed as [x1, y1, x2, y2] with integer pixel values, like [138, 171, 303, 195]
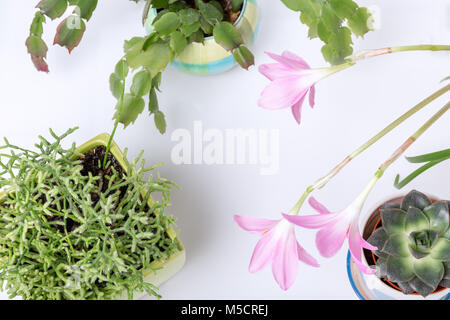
[44, 146, 145, 235]
[79, 145, 128, 207]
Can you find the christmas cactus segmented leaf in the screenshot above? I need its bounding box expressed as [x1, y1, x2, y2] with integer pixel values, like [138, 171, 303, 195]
[73, 0, 99, 21]
[281, 0, 373, 65]
[37, 0, 68, 20]
[54, 16, 86, 53]
[114, 94, 145, 128]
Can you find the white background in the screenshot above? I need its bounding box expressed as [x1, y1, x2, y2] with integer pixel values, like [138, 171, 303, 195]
[0, 0, 449, 300]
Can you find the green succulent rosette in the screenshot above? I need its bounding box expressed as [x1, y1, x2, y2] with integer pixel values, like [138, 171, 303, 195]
[368, 190, 450, 297]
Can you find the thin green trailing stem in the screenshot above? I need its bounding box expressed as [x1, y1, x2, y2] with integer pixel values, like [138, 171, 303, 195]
[288, 85, 449, 215]
[0, 129, 179, 300]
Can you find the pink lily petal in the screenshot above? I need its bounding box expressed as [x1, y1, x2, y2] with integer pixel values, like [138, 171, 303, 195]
[281, 51, 310, 69]
[265, 51, 307, 70]
[308, 196, 331, 214]
[258, 76, 308, 110]
[361, 238, 377, 251]
[315, 218, 348, 258]
[271, 230, 299, 290]
[259, 63, 294, 81]
[291, 92, 307, 124]
[351, 253, 377, 275]
[249, 229, 278, 273]
[234, 215, 279, 235]
[309, 85, 316, 108]
[297, 243, 320, 267]
[283, 212, 340, 229]
[348, 219, 377, 274]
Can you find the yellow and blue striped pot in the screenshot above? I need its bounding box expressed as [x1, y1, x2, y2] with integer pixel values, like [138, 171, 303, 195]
[144, 0, 260, 76]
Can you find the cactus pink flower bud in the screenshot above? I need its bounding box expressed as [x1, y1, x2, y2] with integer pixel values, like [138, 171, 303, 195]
[234, 214, 319, 290]
[258, 51, 351, 124]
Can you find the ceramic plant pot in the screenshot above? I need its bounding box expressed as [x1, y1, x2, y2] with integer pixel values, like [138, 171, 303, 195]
[144, 0, 260, 75]
[347, 194, 450, 300]
[76, 133, 186, 299]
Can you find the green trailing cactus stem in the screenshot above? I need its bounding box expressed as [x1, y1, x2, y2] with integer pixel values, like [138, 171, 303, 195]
[367, 190, 450, 297]
[0, 128, 180, 300]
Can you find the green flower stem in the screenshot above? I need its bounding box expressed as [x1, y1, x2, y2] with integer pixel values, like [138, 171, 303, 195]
[376, 101, 450, 178]
[390, 44, 450, 53]
[351, 44, 450, 61]
[288, 85, 450, 215]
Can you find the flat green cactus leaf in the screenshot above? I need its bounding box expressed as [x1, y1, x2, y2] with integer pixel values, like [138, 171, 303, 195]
[408, 276, 435, 297]
[430, 238, 450, 261]
[413, 256, 444, 289]
[423, 202, 449, 235]
[398, 280, 415, 295]
[401, 190, 432, 211]
[381, 208, 406, 235]
[367, 228, 388, 256]
[383, 234, 410, 258]
[405, 207, 430, 233]
[386, 256, 415, 283]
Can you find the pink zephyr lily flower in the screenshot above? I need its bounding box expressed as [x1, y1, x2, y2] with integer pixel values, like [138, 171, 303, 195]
[234, 214, 319, 290]
[282, 179, 379, 274]
[258, 51, 351, 124]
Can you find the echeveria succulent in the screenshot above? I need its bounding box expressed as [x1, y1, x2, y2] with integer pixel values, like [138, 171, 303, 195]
[368, 190, 450, 297]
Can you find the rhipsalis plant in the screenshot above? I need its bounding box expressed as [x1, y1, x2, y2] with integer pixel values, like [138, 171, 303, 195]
[367, 191, 450, 297]
[281, 0, 373, 65]
[111, 0, 254, 134]
[0, 128, 180, 300]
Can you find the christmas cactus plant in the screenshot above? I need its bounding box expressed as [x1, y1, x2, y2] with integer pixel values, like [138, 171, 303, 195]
[26, 0, 254, 134]
[367, 190, 450, 297]
[111, 0, 254, 134]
